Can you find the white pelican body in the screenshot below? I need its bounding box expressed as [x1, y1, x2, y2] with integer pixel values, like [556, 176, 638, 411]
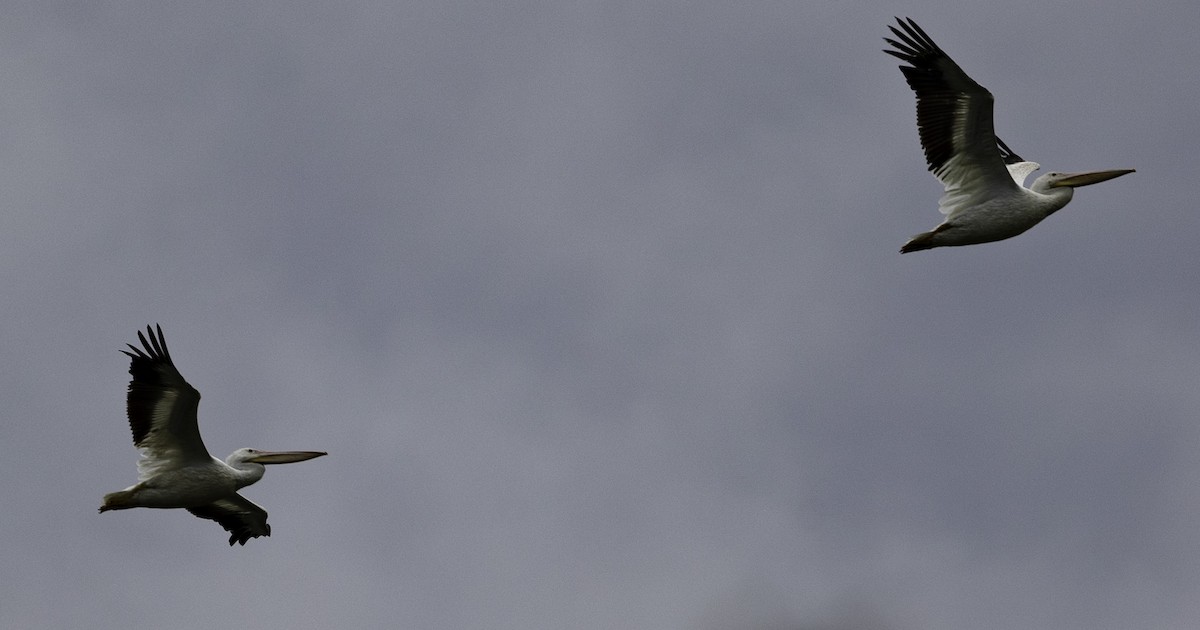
[100, 325, 326, 545]
[884, 18, 1134, 253]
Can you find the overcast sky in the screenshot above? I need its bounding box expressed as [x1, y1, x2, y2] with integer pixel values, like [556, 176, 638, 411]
[3, 1, 1197, 629]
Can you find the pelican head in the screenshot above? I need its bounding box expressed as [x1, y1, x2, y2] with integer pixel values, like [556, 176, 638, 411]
[223, 448, 326, 490]
[1041, 169, 1135, 189]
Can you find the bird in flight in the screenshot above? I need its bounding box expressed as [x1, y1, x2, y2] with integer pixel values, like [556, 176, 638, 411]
[884, 17, 1134, 253]
[100, 325, 326, 545]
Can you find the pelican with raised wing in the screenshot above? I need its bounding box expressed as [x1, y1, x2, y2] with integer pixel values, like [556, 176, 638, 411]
[100, 325, 326, 545]
[884, 17, 1134, 253]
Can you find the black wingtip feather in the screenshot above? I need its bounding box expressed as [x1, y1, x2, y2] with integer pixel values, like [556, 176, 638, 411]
[228, 524, 271, 546]
[121, 324, 199, 447]
[996, 137, 1025, 164]
[882, 17, 999, 175]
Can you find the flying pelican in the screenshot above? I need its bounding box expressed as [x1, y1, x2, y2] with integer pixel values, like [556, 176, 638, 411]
[100, 325, 326, 545]
[884, 17, 1134, 253]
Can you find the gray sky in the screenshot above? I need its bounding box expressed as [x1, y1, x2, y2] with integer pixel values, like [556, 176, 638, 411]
[3, 1, 1196, 628]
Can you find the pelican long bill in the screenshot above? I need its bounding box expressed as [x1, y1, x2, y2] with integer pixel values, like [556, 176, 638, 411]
[1050, 169, 1136, 188]
[246, 450, 328, 465]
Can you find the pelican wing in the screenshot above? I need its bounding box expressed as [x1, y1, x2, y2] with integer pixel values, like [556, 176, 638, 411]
[121, 325, 210, 480]
[187, 494, 271, 546]
[884, 17, 1020, 216]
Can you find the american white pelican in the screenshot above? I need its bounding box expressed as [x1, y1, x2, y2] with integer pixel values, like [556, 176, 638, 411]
[100, 325, 326, 545]
[884, 17, 1134, 253]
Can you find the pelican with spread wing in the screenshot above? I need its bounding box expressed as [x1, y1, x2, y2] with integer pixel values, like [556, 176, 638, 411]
[884, 18, 1134, 253]
[100, 325, 326, 545]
